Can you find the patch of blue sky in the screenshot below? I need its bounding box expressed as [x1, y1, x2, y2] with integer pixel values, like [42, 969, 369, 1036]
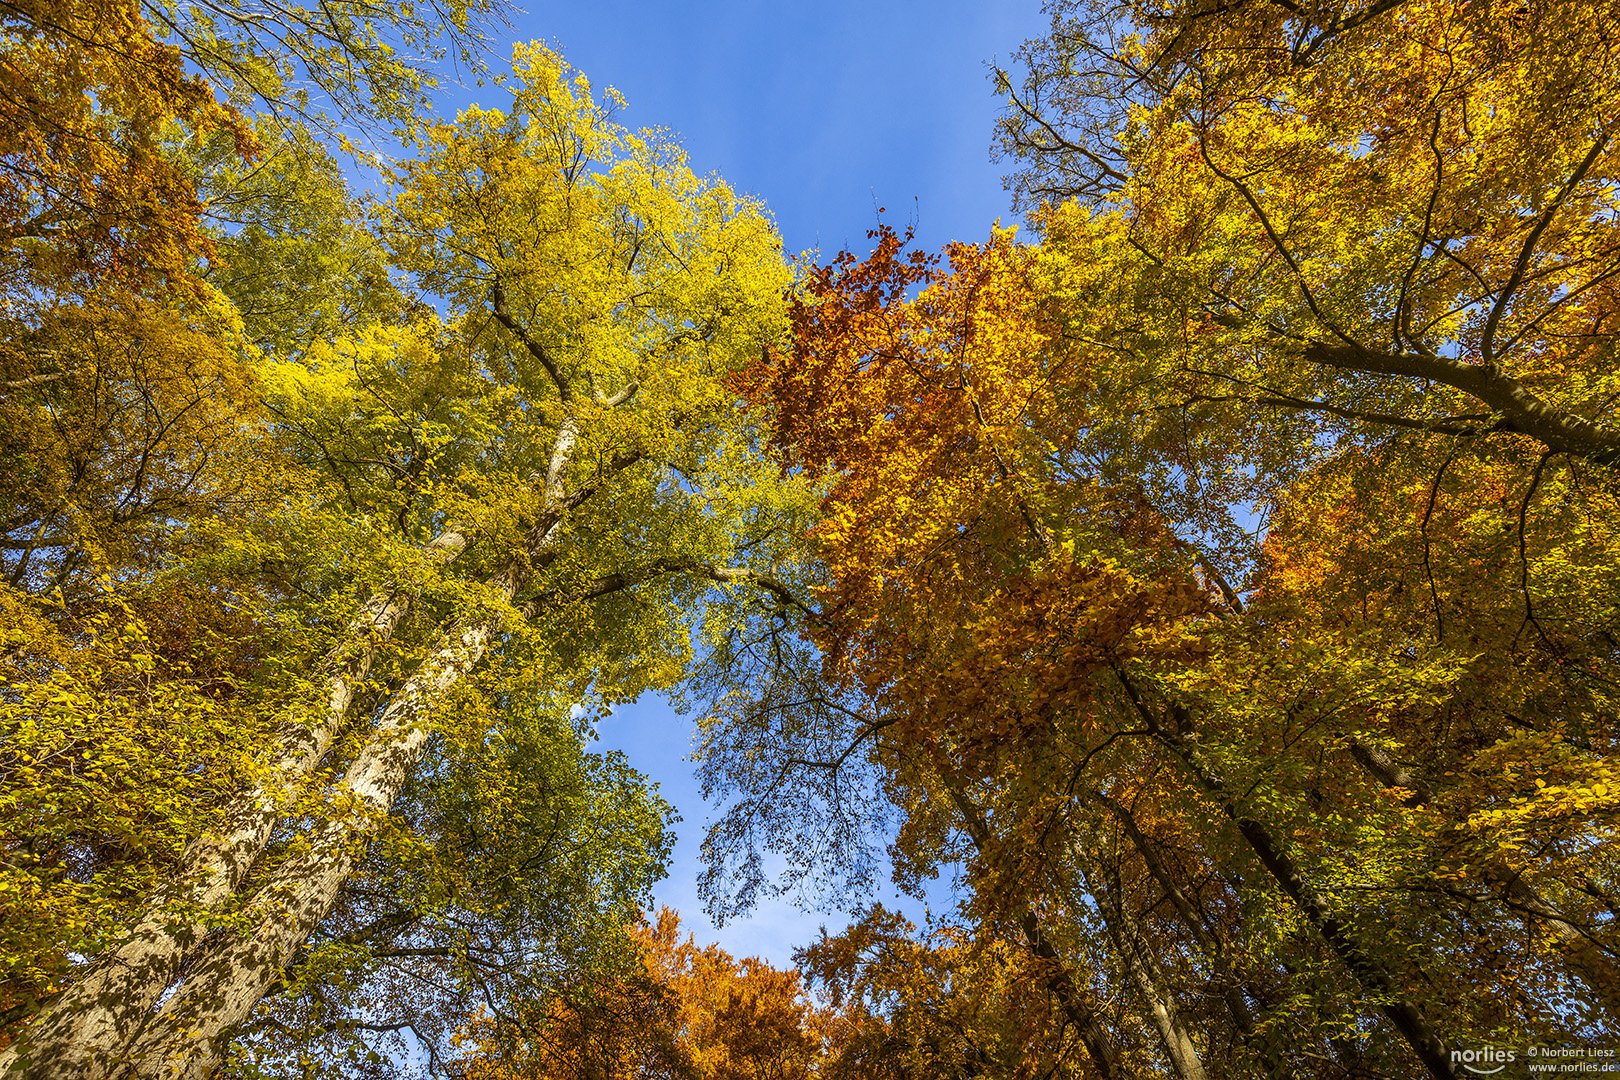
[433, 1, 1050, 259]
[595, 691, 965, 970]
[426, 2, 1052, 966]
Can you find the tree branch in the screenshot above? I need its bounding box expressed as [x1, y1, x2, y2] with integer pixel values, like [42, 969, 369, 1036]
[525, 557, 816, 618]
[1301, 341, 1620, 465]
[489, 281, 572, 402]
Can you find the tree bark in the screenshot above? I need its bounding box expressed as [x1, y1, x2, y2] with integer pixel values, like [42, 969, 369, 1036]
[1112, 671, 1459, 1080]
[0, 530, 466, 1080]
[1088, 861, 1209, 1080]
[1092, 789, 1288, 1074]
[39, 413, 750, 1080]
[111, 418, 589, 1080]
[128, 607, 507, 1080]
[1, 413, 588, 1078]
[1349, 737, 1620, 1014]
[1302, 342, 1620, 466]
[939, 776, 1122, 1079]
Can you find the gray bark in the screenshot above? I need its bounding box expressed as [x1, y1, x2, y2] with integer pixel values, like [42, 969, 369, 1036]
[1094, 789, 1288, 1073]
[0, 530, 466, 1080]
[1118, 919, 1209, 1080]
[1088, 860, 1209, 1080]
[106, 421, 590, 1079]
[129, 608, 507, 1079]
[1112, 673, 1459, 1079]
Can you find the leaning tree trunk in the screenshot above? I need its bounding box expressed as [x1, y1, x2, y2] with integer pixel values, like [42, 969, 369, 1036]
[1113, 906, 1210, 1080]
[1112, 669, 1460, 1080]
[128, 602, 509, 1080]
[0, 529, 467, 1080]
[110, 423, 585, 1080]
[1348, 737, 1620, 1014]
[1084, 857, 1210, 1080]
[0, 415, 585, 1079]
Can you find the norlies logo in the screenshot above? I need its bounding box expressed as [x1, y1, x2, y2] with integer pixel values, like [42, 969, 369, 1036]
[1452, 1047, 1518, 1075]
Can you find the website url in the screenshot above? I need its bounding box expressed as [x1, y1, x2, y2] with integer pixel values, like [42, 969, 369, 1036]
[1528, 1065, 1620, 1074]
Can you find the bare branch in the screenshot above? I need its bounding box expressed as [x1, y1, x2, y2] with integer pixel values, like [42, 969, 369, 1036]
[489, 281, 572, 402]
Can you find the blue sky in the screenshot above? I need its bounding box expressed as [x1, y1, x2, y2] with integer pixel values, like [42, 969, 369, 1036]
[460, 2, 1048, 256]
[452, 1, 1052, 969]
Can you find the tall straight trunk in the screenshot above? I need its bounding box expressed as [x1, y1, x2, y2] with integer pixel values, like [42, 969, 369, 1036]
[1112, 670, 1459, 1080]
[1111, 905, 1209, 1080]
[108, 423, 585, 1080]
[939, 776, 1121, 1079]
[1084, 859, 1209, 1080]
[1349, 737, 1620, 1013]
[1015, 910, 1122, 1080]
[1093, 789, 1288, 1075]
[0, 530, 466, 1080]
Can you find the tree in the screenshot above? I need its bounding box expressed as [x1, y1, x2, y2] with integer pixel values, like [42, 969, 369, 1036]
[0, 0, 250, 298]
[801, 906, 1102, 1080]
[722, 191, 1617, 1076]
[0, 0, 508, 597]
[0, 0, 267, 599]
[1, 43, 810, 1079]
[997, 0, 1620, 486]
[462, 908, 826, 1080]
[994, 0, 1620, 1035]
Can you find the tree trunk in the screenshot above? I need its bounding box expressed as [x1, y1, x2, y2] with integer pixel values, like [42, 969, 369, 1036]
[0, 531, 466, 1080]
[1349, 737, 1620, 1014]
[1112, 671, 1459, 1080]
[1092, 789, 1288, 1074]
[938, 776, 1122, 1079]
[112, 422, 589, 1079]
[1089, 864, 1209, 1080]
[3, 417, 587, 1079]
[128, 607, 506, 1080]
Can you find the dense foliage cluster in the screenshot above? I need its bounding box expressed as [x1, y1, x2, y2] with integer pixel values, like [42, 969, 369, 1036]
[463, 909, 826, 1080]
[0, 5, 810, 1078]
[721, 0, 1620, 1076]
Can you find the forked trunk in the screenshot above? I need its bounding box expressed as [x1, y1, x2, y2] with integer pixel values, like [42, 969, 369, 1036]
[0, 530, 466, 1079]
[127, 608, 506, 1080]
[1, 424, 582, 1078]
[94, 427, 584, 1078]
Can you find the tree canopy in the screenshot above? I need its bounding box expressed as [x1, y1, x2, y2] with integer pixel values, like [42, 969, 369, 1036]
[4, 1, 1617, 1078]
[1, 18, 812, 1079]
[715, 1, 1620, 1076]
